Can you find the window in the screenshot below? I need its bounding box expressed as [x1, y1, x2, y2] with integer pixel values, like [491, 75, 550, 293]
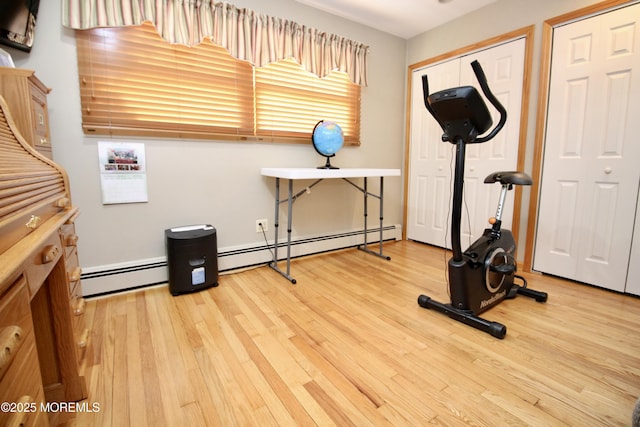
[75, 22, 361, 144]
[255, 60, 360, 144]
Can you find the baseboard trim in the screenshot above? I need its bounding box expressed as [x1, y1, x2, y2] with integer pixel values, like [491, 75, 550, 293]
[81, 225, 401, 297]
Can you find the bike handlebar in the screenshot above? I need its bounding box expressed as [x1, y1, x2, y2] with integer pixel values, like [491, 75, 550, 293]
[470, 60, 507, 143]
[421, 74, 436, 120]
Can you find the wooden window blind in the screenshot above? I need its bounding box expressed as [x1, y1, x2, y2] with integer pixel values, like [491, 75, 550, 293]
[75, 22, 255, 139]
[75, 22, 361, 144]
[255, 59, 360, 144]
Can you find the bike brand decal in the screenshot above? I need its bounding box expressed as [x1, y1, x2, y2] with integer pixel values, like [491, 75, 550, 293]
[480, 290, 506, 309]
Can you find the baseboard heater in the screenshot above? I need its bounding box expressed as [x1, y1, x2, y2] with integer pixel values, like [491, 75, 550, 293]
[82, 225, 401, 297]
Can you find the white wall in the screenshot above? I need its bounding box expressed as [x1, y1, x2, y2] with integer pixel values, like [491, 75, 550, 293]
[7, 0, 406, 294]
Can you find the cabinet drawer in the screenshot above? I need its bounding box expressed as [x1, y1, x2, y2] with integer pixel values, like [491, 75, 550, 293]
[71, 297, 86, 333]
[0, 276, 34, 365]
[0, 336, 47, 427]
[60, 223, 79, 260]
[70, 283, 86, 331]
[66, 252, 82, 293]
[0, 203, 65, 258]
[0, 275, 33, 334]
[70, 283, 88, 363]
[72, 317, 89, 363]
[24, 231, 63, 297]
[29, 82, 51, 150]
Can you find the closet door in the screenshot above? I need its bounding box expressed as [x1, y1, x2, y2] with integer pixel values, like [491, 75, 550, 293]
[533, 3, 640, 292]
[407, 38, 525, 248]
[407, 58, 460, 247]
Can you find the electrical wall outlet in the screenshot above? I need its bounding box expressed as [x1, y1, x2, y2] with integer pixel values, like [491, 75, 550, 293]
[256, 218, 268, 233]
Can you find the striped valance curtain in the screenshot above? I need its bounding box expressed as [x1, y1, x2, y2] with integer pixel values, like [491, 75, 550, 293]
[61, 0, 369, 85]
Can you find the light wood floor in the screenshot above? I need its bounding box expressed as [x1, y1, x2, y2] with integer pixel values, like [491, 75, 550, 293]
[67, 240, 640, 426]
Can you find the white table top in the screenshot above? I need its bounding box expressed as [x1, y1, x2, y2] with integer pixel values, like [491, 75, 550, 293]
[261, 167, 401, 179]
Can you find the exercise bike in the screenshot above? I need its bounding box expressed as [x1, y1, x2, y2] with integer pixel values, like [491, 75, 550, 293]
[416, 60, 547, 339]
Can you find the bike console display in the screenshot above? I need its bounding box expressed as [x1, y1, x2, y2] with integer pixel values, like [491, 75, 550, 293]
[425, 86, 493, 143]
[422, 60, 507, 145]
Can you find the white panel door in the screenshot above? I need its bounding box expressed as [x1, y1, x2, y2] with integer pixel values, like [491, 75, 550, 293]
[533, 3, 640, 292]
[407, 38, 525, 248]
[407, 58, 460, 247]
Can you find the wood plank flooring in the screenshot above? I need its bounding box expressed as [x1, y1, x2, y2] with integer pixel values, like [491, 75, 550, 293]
[66, 240, 640, 426]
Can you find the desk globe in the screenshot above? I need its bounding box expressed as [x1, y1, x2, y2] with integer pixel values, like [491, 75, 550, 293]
[312, 120, 344, 169]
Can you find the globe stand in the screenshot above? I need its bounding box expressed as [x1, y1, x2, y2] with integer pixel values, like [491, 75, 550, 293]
[312, 120, 343, 170]
[318, 155, 339, 169]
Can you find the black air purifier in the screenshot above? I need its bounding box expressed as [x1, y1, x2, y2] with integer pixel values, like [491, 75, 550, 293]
[165, 225, 219, 296]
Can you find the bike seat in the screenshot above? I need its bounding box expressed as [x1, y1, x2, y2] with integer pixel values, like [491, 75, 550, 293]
[484, 171, 533, 186]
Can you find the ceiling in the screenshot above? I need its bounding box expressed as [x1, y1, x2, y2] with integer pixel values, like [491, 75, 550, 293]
[293, 0, 497, 39]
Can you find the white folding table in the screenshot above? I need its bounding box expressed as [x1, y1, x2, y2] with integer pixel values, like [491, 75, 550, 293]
[261, 167, 401, 283]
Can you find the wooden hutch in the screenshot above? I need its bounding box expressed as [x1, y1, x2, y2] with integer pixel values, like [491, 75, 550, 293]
[0, 70, 88, 426]
[0, 67, 52, 159]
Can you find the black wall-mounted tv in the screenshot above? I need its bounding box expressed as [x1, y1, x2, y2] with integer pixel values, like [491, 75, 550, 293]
[0, 0, 40, 52]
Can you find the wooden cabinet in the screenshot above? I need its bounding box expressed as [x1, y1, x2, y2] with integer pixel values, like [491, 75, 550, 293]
[0, 85, 86, 425]
[0, 66, 52, 159]
[0, 276, 49, 427]
[1, 208, 89, 426]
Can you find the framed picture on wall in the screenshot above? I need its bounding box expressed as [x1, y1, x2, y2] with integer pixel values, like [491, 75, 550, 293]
[0, 0, 40, 52]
